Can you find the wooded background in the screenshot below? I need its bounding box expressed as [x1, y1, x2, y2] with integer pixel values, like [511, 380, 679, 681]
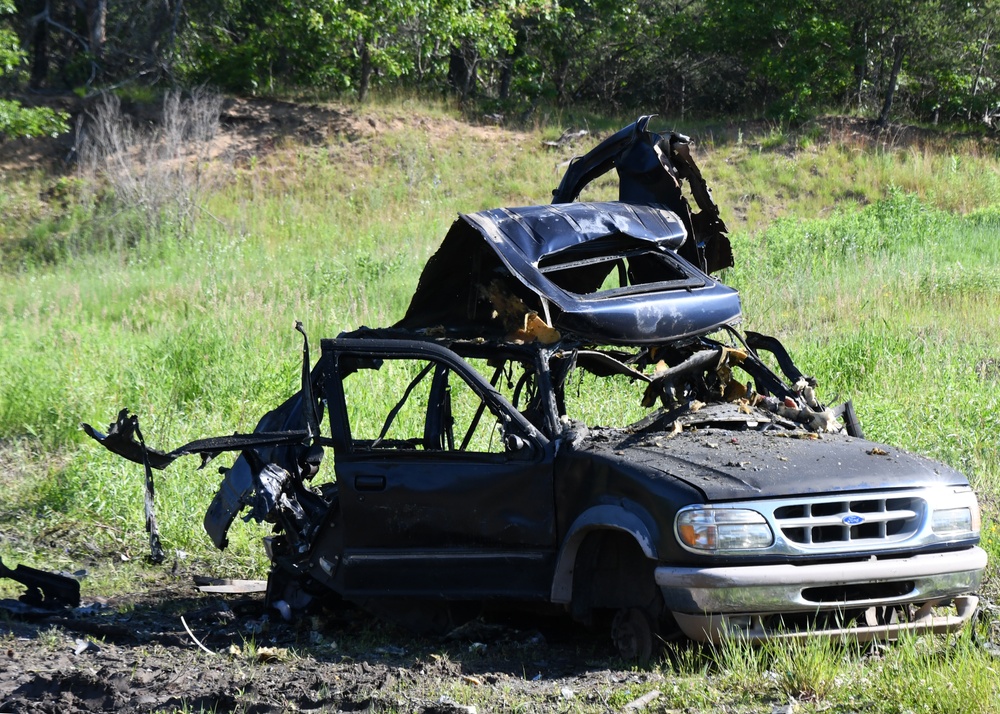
[2, 0, 999, 129]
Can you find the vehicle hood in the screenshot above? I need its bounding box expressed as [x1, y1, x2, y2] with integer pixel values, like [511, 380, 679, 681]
[582, 427, 968, 501]
[397, 201, 741, 345]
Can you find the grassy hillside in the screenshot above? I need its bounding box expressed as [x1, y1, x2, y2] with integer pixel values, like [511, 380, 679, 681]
[1, 99, 999, 711]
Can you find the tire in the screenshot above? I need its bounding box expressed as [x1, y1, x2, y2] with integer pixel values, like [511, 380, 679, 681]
[611, 606, 657, 663]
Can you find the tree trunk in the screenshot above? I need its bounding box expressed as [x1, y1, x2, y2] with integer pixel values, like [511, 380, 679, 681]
[447, 43, 476, 100]
[358, 37, 373, 102]
[498, 25, 525, 101]
[851, 20, 867, 110]
[554, 56, 570, 104]
[85, 0, 106, 60]
[164, 0, 185, 75]
[448, 46, 468, 97]
[877, 35, 905, 127]
[968, 25, 992, 122]
[498, 52, 513, 101]
[29, 1, 50, 89]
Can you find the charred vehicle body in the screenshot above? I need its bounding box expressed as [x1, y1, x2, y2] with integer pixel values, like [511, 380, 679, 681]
[86, 118, 986, 659]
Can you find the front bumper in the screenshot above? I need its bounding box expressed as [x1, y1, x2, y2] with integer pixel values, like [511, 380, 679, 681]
[655, 546, 987, 642]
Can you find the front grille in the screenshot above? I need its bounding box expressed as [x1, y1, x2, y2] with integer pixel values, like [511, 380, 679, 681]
[773, 496, 923, 547]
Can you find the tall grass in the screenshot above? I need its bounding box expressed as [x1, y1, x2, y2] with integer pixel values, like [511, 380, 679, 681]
[78, 90, 223, 243]
[700, 629, 1000, 713]
[0, 91, 224, 269]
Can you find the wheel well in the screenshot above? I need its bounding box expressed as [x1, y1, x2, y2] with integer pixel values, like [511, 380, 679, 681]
[569, 530, 661, 623]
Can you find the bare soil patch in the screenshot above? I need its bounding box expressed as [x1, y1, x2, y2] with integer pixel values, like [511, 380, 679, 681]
[2, 95, 992, 189]
[0, 95, 523, 177]
[1, 575, 672, 713]
[0, 96, 359, 174]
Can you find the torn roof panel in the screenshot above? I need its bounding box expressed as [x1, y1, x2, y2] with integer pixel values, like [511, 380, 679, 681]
[398, 202, 741, 346]
[399, 118, 741, 346]
[474, 202, 688, 263]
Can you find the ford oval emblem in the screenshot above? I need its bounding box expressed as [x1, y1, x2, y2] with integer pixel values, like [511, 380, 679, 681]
[843, 514, 865, 526]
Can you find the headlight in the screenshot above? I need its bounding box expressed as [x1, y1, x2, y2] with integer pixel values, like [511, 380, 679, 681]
[932, 506, 979, 536]
[676, 508, 774, 552]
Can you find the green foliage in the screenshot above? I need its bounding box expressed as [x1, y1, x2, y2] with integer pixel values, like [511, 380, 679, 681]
[699, 0, 847, 118]
[708, 628, 1000, 712]
[0, 2, 68, 138]
[185, 0, 530, 98]
[1, 0, 998, 124]
[0, 2, 19, 71]
[734, 190, 945, 281]
[188, 0, 348, 92]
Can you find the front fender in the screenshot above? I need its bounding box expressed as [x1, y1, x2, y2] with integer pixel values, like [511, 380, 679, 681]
[550, 505, 659, 603]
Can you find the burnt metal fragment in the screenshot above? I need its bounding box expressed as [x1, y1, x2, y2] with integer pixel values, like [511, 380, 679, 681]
[0, 556, 80, 609]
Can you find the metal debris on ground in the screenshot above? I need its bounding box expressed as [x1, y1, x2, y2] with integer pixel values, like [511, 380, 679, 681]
[193, 576, 268, 594]
[0, 556, 80, 612]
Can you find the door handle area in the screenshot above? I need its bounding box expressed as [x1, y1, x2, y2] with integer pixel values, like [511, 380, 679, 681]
[354, 474, 386, 491]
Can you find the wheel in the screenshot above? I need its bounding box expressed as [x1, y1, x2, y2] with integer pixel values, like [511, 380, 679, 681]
[612, 607, 657, 663]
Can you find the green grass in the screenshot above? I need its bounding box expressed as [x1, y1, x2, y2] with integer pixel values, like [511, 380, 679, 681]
[696, 628, 1000, 712]
[336, 629, 1000, 712]
[1, 101, 999, 710]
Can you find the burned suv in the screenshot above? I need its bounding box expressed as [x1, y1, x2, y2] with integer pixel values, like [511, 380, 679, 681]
[87, 118, 986, 660]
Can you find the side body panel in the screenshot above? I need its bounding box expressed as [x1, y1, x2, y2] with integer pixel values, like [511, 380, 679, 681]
[320, 338, 558, 600]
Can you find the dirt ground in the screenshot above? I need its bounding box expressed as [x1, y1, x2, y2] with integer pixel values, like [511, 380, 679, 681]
[1, 92, 981, 179]
[1, 576, 674, 714]
[0, 94, 521, 176]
